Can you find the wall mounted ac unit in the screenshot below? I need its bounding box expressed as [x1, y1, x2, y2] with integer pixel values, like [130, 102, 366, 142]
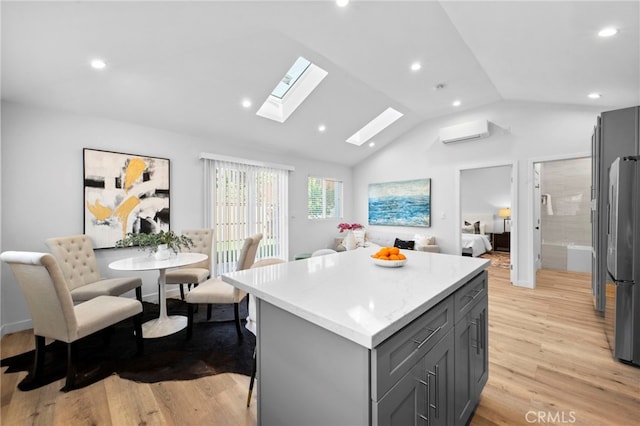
[439, 119, 490, 144]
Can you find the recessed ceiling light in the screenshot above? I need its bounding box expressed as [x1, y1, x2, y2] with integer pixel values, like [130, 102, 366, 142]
[369, 142, 375, 147]
[410, 62, 422, 72]
[241, 99, 252, 108]
[598, 27, 618, 37]
[452, 100, 461, 107]
[318, 124, 326, 132]
[90, 59, 106, 70]
[588, 92, 602, 99]
[336, 0, 349, 7]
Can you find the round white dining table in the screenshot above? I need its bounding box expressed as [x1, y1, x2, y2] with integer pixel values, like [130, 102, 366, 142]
[109, 252, 208, 338]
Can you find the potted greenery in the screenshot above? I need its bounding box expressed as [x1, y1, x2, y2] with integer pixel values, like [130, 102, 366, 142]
[115, 230, 194, 259]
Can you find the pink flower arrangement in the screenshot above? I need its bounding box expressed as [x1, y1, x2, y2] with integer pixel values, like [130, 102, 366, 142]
[337, 223, 364, 232]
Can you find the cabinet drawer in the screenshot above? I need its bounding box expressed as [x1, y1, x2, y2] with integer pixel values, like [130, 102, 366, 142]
[454, 270, 487, 323]
[371, 297, 453, 401]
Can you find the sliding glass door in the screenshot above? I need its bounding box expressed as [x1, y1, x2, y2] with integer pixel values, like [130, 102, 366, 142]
[203, 157, 289, 276]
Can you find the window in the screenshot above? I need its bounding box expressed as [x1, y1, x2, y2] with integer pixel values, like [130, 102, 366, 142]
[256, 56, 328, 123]
[308, 177, 343, 219]
[202, 154, 292, 276]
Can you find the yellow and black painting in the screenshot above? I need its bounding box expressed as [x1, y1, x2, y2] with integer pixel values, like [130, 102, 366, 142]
[83, 148, 170, 248]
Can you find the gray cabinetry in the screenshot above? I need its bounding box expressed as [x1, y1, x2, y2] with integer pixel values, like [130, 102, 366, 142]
[373, 270, 488, 425]
[453, 270, 489, 425]
[371, 297, 453, 401]
[373, 331, 454, 425]
[454, 295, 488, 425]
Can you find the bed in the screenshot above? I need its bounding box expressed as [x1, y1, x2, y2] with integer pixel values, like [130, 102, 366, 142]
[461, 213, 495, 257]
[461, 233, 493, 257]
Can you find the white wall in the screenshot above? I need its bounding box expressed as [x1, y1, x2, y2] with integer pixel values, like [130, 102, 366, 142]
[0, 101, 351, 334]
[461, 165, 512, 233]
[353, 100, 601, 288]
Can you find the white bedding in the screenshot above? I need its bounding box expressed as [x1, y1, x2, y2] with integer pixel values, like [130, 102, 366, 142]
[461, 234, 492, 257]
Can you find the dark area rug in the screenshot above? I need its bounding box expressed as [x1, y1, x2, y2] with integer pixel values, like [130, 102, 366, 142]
[1, 298, 254, 392]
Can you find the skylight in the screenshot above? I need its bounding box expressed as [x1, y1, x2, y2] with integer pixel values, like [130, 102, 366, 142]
[257, 56, 328, 123]
[346, 108, 404, 146]
[271, 57, 311, 99]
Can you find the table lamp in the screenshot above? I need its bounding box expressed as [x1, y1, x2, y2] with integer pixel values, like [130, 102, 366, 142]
[498, 207, 511, 232]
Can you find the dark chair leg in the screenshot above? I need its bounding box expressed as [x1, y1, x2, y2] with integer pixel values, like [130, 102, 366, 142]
[207, 304, 213, 320]
[179, 284, 185, 301]
[247, 347, 257, 407]
[135, 286, 142, 302]
[133, 313, 144, 355]
[234, 303, 243, 338]
[187, 303, 194, 340]
[65, 342, 77, 390]
[101, 326, 113, 346]
[33, 335, 46, 383]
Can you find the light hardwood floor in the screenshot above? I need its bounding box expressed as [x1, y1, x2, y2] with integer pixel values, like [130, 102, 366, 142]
[2, 265, 639, 425]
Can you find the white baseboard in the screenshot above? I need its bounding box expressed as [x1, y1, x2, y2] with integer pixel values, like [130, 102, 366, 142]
[1, 318, 33, 338]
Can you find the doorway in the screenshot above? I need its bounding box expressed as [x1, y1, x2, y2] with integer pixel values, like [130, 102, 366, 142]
[529, 154, 591, 287]
[457, 162, 516, 284]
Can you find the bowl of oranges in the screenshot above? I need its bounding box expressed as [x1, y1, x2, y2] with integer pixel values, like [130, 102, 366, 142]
[371, 246, 408, 268]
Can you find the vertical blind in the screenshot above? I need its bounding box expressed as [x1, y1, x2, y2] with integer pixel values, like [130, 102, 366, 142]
[202, 155, 290, 276]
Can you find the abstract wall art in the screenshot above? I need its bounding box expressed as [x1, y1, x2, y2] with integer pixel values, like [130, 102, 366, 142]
[83, 148, 170, 248]
[368, 178, 431, 227]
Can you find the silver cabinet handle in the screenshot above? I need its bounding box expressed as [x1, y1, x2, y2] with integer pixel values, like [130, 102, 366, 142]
[464, 287, 483, 302]
[417, 377, 429, 423]
[480, 310, 485, 351]
[411, 326, 442, 349]
[428, 365, 439, 418]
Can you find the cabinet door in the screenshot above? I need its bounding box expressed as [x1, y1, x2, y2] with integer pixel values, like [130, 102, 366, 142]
[454, 311, 475, 425]
[373, 362, 424, 426]
[374, 331, 454, 426]
[421, 330, 455, 426]
[454, 295, 488, 426]
[471, 296, 489, 394]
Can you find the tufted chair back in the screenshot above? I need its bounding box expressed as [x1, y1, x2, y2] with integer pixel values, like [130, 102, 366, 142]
[45, 234, 102, 291]
[236, 233, 263, 271]
[0, 251, 78, 341]
[180, 228, 213, 271]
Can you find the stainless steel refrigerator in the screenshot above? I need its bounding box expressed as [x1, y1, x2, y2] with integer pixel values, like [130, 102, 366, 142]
[606, 155, 640, 366]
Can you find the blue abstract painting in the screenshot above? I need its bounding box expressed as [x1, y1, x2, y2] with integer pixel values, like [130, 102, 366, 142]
[368, 179, 431, 227]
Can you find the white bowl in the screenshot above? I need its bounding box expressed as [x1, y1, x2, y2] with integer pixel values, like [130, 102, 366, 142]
[371, 256, 408, 268]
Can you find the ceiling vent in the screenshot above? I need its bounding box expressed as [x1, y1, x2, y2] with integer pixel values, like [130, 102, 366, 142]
[439, 119, 490, 144]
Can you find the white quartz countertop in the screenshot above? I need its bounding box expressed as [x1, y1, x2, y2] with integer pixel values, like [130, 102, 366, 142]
[223, 247, 489, 349]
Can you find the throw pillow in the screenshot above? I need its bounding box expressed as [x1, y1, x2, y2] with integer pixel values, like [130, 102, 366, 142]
[414, 234, 436, 246]
[464, 220, 481, 234]
[343, 231, 357, 250]
[462, 224, 475, 234]
[352, 229, 366, 247]
[394, 238, 415, 250]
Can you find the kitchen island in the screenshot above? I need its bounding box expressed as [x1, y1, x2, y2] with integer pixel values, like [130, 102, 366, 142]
[223, 247, 489, 425]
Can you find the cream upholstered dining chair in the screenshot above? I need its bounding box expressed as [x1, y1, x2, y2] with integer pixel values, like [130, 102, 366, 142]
[311, 248, 337, 257]
[0, 251, 143, 391]
[185, 233, 263, 339]
[245, 257, 287, 407]
[45, 234, 142, 302]
[164, 228, 213, 300]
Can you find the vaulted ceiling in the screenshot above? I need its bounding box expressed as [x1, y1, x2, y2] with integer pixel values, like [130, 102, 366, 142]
[2, 1, 638, 166]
